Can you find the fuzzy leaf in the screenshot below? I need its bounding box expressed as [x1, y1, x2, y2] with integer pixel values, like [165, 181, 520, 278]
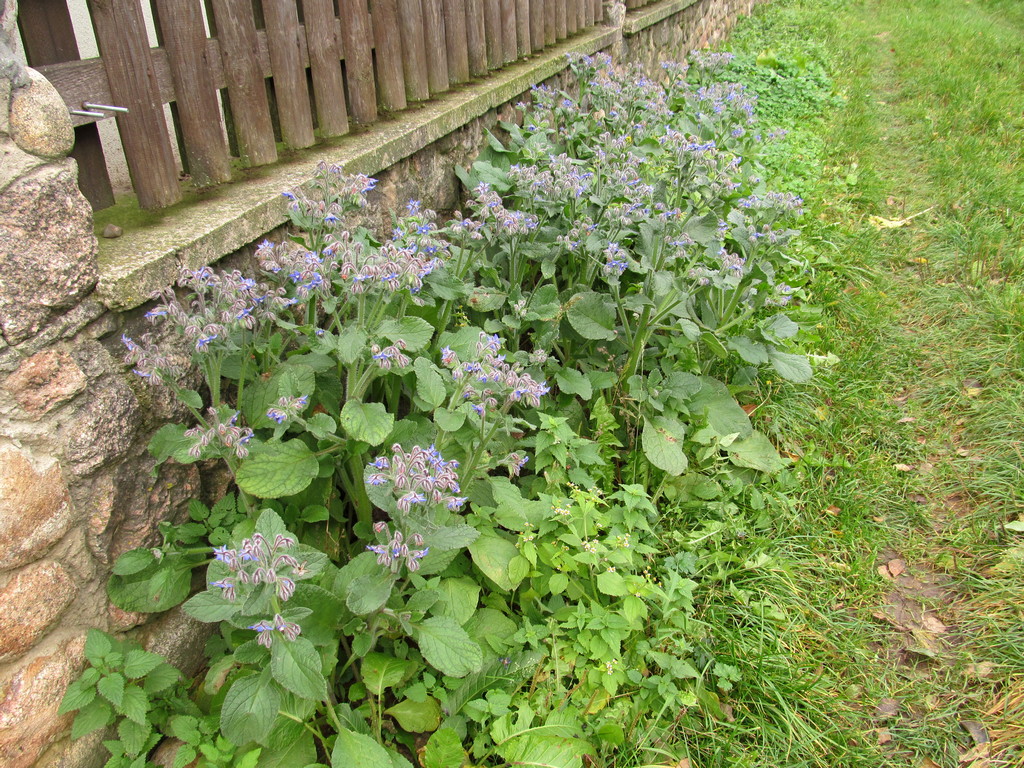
[236, 439, 319, 498]
[71, 699, 113, 739]
[331, 728, 394, 768]
[119, 685, 149, 725]
[726, 431, 786, 473]
[97, 673, 125, 708]
[183, 590, 240, 623]
[423, 728, 466, 768]
[122, 649, 166, 679]
[221, 673, 280, 746]
[385, 697, 441, 733]
[415, 616, 483, 678]
[468, 532, 520, 591]
[566, 292, 617, 341]
[415, 358, 447, 408]
[436, 578, 480, 626]
[270, 635, 328, 700]
[554, 368, 593, 400]
[361, 653, 418, 696]
[340, 401, 395, 446]
[346, 574, 394, 615]
[379, 317, 435, 352]
[641, 417, 688, 475]
[768, 350, 813, 382]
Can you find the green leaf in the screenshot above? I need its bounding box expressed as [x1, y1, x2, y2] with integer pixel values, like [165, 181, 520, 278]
[423, 728, 466, 768]
[257, 733, 316, 768]
[84, 630, 114, 665]
[726, 431, 786, 473]
[428, 524, 479, 552]
[361, 653, 417, 696]
[1004, 520, 1024, 532]
[148, 423, 201, 465]
[119, 685, 149, 725]
[179, 389, 203, 409]
[71, 699, 113, 739]
[727, 336, 770, 365]
[385, 697, 441, 733]
[111, 549, 157, 577]
[433, 407, 466, 433]
[499, 733, 589, 768]
[641, 417, 688, 475]
[122, 649, 167, 679]
[468, 531, 520, 591]
[183, 590, 239, 623]
[596, 570, 628, 597]
[768, 350, 812, 382]
[415, 616, 483, 678]
[221, 673, 281, 746]
[467, 287, 507, 312]
[379, 316, 435, 351]
[168, 714, 201, 744]
[415, 358, 447, 408]
[58, 677, 96, 715]
[331, 728, 394, 768]
[117, 717, 151, 757]
[143, 663, 180, 694]
[340, 401, 395, 446]
[305, 413, 337, 439]
[346, 574, 394, 615]
[524, 284, 561, 321]
[336, 328, 369, 364]
[97, 673, 125, 708]
[236, 439, 319, 498]
[554, 368, 592, 400]
[566, 292, 617, 341]
[270, 636, 328, 700]
[688, 378, 753, 439]
[436, 578, 480, 626]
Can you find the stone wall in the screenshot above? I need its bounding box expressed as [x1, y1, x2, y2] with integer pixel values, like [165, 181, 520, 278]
[0, 2, 761, 766]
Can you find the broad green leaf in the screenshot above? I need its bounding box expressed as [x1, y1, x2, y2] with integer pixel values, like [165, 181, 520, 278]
[108, 554, 194, 613]
[727, 336, 770, 365]
[1004, 520, 1024, 532]
[761, 313, 800, 342]
[58, 678, 97, 715]
[726, 431, 786, 473]
[168, 715, 201, 744]
[566, 292, 617, 341]
[148, 423, 200, 465]
[71, 699, 113, 739]
[415, 616, 483, 678]
[340, 401, 395, 446]
[554, 368, 593, 400]
[641, 417, 688, 475]
[688, 378, 752, 439]
[270, 636, 328, 700]
[361, 653, 418, 696]
[433, 407, 466, 433]
[525, 284, 561, 321]
[336, 328, 369, 364]
[379, 317, 435, 352]
[236, 440, 319, 498]
[122, 649, 166, 679]
[467, 287, 507, 312]
[117, 717, 151, 757]
[768, 350, 812, 383]
[429, 524, 479, 552]
[119, 685, 149, 725]
[596, 570, 628, 597]
[221, 673, 280, 746]
[142, 663, 180, 694]
[111, 549, 157, 577]
[346, 574, 394, 615]
[423, 728, 466, 768]
[84, 630, 113, 664]
[305, 413, 337, 439]
[179, 389, 203, 409]
[415, 358, 447, 408]
[436, 578, 480, 626]
[498, 734, 589, 768]
[468, 531, 520, 591]
[385, 697, 441, 733]
[331, 727, 394, 768]
[97, 672, 125, 707]
[257, 733, 316, 768]
[183, 590, 238, 623]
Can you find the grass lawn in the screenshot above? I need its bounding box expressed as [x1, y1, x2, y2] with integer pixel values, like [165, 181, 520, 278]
[668, 0, 1024, 765]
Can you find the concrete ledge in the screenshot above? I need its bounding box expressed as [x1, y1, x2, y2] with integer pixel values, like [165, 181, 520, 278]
[95, 27, 618, 311]
[623, 0, 701, 36]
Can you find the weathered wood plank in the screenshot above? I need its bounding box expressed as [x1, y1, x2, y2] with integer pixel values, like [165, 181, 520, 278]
[302, 0, 349, 136]
[555, 0, 567, 39]
[262, 0, 315, 148]
[515, 0, 529, 57]
[16, 0, 115, 208]
[422, 0, 449, 93]
[339, 0, 378, 122]
[484, 0, 502, 70]
[465, 0, 487, 76]
[593, 0, 602, 23]
[152, 0, 233, 184]
[566, 0, 578, 34]
[529, 0, 544, 52]
[500, 0, 516, 63]
[442, 0, 470, 84]
[209, 0, 277, 165]
[544, 0, 555, 45]
[398, 0, 430, 101]
[371, 0, 407, 110]
[87, 0, 181, 208]
[575, 0, 586, 30]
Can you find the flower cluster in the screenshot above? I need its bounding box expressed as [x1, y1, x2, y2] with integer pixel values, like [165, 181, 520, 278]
[256, 240, 333, 300]
[210, 532, 309, 646]
[365, 444, 467, 513]
[366, 522, 429, 573]
[469, 183, 539, 236]
[266, 395, 309, 425]
[282, 163, 378, 228]
[441, 333, 550, 414]
[333, 232, 443, 296]
[121, 333, 182, 383]
[371, 340, 411, 370]
[184, 407, 254, 459]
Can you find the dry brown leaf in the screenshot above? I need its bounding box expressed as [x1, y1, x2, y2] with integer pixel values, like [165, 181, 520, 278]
[895, 463, 915, 472]
[825, 505, 841, 516]
[920, 758, 942, 768]
[877, 728, 892, 745]
[918, 462, 935, 474]
[876, 698, 902, 719]
[673, 760, 691, 768]
[960, 720, 990, 745]
[878, 565, 894, 580]
[897, 416, 916, 423]
[965, 661, 997, 679]
[910, 494, 928, 504]
[887, 558, 907, 577]
[921, 614, 947, 633]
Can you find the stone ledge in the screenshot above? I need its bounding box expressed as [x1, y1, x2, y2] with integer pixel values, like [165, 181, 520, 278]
[95, 27, 618, 312]
[623, 0, 701, 35]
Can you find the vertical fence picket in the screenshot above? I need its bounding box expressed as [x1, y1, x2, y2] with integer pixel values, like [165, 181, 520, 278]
[529, 0, 543, 52]
[261, 0, 315, 148]
[500, 0, 516, 63]
[302, 0, 349, 136]
[575, 0, 585, 30]
[371, 0, 407, 110]
[442, 0, 470, 84]
[555, 0, 566, 39]
[87, 0, 182, 209]
[152, 0, 233, 184]
[484, 0, 502, 69]
[592, 0, 602, 23]
[209, 0, 277, 166]
[566, 0, 577, 34]
[422, 0, 449, 93]
[515, 0, 529, 57]
[339, 0, 378, 122]
[17, 0, 115, 208]
[466, 0, 487, 75]
[544, 0, 555, 45]
[398, 0, 430, 101]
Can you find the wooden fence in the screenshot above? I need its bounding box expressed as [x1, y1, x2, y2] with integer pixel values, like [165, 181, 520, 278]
[17, 0, 662, 211]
